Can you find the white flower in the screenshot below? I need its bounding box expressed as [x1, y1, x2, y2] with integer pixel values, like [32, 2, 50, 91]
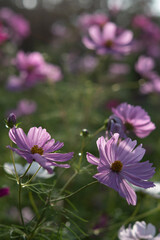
[134, 182, 160, 199]
[118, 221, 160, 240]
[4, 162, 55, 179]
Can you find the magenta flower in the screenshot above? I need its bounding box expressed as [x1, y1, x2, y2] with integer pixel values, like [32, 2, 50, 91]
[86, 134, 155, 205]
[112, 103, 156, 138]
[0, 7, 30, 43]
[140, 73, 160, 94]
[83, 22, 133, 55]
[0, 22, 8, 44]
[0, 187, 9, 198]
[7, 127, 74, 173]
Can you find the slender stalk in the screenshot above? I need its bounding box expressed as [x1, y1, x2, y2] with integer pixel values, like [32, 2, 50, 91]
[18, 177, 25, 228]
[10, 141, 19, 183]
[21, 163, 33, 178]
[52, 180, 98, 203]
[29, 191, 40, 218]
[78, 137, 85, 171]
[90, 125, 105, 139]
[23, 166, 41, 186]
[60, 171, 78, 195]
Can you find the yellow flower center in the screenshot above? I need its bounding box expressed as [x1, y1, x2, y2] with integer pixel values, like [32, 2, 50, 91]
[105, 40, 113, 48]
[111, 160, 123, 172]
[31, 145, 44, 155]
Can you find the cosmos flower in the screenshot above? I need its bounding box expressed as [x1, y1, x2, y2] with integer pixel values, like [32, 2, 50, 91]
[78, 13, 108, 31]
[112, 103, 156, 138]
[83, 22, 133, 55]
[118, 221, 160, 240]
[0, 22, 8, 44]
[135, 55, 155, 77]
[7, 126, 74, 173]
[7, 51, 63, 90]
[0, 187, 9, 198]
[0, 7, 30, 43]
[86, 133, 155, 205]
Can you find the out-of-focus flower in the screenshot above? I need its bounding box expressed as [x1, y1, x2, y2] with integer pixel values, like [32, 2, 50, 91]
[135, 55, 155, 77]
[78, 55, 98, 72]
[134, 182, 160, 199]
[109, 63, 130, 75]
[112, 103, 156, 138]
[105, 99, 120, 110]
[4, 162, 54, 179]
[140, 73, 160, 94]
[11, 99, 37, 118]
[133, 15, 160, 41]
[118, 221, 160, 240]
[39, 63, 63, 82]
[7, 51, 63, 90]
[86, 133, 155, 205]
[83, 22, 133, 55]
[0, 22, 8, 44]
[0, 7, 30, 43]
[78, 13, 108, 31]
[0, 187, 9, 198]
[7, 126, 74, 173]
[51, 23, 68, 37]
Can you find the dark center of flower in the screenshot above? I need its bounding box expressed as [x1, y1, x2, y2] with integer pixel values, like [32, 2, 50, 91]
[31, 145, 44, 155]
[125, 122, 134, 131]
[105, 40, 113, 48]
[111, 160, 123, 172]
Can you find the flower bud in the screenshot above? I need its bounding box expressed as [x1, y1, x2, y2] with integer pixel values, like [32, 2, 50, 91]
[107, 115, 126, 138]
[80, 128, 89, 137]
[6, 113, 17, 128]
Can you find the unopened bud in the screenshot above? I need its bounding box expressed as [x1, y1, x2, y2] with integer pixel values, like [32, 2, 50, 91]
[80, 129, 89, 137]
[6, 113, 17, 128]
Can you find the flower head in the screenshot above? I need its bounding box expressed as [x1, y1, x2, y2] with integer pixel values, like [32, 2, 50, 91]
[86, 134, 155, 205]
[7, 127, 74, 173]
[118, 221, 160, 240]
[112, 103, 156, 138]
[83, 22, 133, 55]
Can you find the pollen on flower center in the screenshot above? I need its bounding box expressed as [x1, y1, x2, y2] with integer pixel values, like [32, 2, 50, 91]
[31, 145, 44, 155]
[105, 40, 113, 48]
[111, 160, 123, 172]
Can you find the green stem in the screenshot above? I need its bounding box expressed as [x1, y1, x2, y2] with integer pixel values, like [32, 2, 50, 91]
[21, 163, 33, 178]
[90, 125, 105, 139]
[52, 180, 98, 203]
[78, 138, 85, 171]
[10, 141, 19, 183]
[60, 171, 78, 195]
[23, 166, 41, 186]
[29, 191, 40, 218]
[18, 177, 25, 228]
[27, 195, 51, 240]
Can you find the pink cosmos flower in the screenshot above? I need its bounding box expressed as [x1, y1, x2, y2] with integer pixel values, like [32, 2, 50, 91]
[118, 221, 160, 240]
[83, 22, 133, 55]
[7, 127, 74, 173]
[112, 103, 156, 138]
[135, 56, 155, 77]
[109, 63, 130, 75]
[86, 134, 155, 205]
[7, 51, 63, 90]
[0, 8, 30, 43]
[0, 187, 9, 198]
[7, 99, 37, 118]
[78, 13, 108, 31]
